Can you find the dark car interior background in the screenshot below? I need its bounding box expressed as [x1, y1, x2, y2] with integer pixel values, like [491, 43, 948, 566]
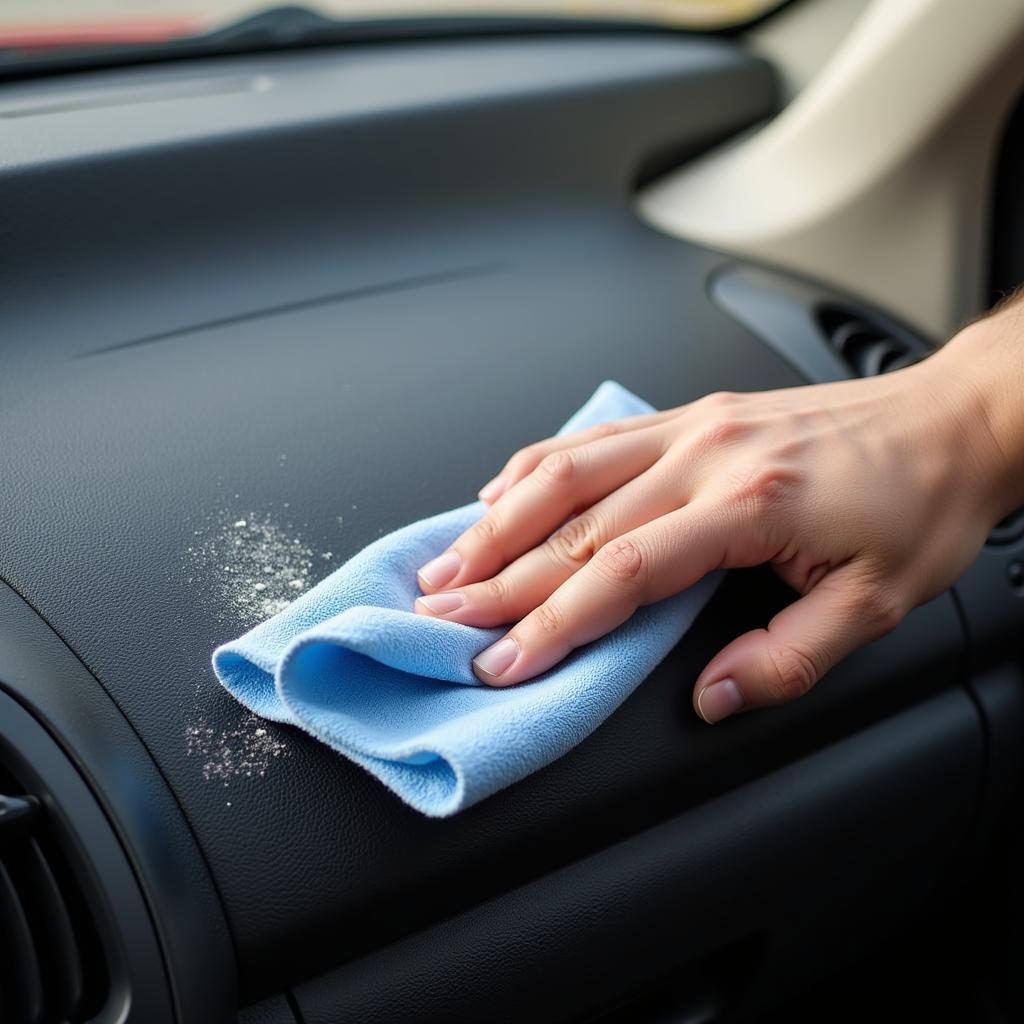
[0, 3, 1022, 1022]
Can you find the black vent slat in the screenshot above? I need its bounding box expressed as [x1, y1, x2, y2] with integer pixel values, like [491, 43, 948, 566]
[0, 702, 115, 1023]
[0, 794, 37, 840]
[818, 308, 920, 378]
[0, 782, 104, 1023]
[21, 838, 86, 1020]
[0, 858, 45, 1024]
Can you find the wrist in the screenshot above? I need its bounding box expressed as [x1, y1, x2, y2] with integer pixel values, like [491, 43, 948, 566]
[924, 313, 1024, 522]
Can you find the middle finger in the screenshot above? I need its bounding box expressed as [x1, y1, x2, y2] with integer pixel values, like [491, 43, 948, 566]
[416, 427, 666, 593]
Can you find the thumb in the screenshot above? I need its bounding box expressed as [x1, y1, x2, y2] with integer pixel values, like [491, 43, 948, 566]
[692, 569, 903, 724]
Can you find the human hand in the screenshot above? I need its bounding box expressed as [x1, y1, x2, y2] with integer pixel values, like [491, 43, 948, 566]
[414, 323, 1021, 722]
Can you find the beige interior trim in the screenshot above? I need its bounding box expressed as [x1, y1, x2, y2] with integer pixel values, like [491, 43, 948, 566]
[748, 0, 871, 101]
[636, 0, 1024, 339]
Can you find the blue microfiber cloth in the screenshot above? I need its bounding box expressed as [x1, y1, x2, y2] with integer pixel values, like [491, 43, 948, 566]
[213, 382, 721, 816]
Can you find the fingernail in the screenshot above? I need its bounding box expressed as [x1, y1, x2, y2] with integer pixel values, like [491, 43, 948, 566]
[417, 550, 461, 589]
[417, 591, 465, 614]
[473, 637, 519, 679]
[697, 678, 744, 724]
[478, 475, 507, 503]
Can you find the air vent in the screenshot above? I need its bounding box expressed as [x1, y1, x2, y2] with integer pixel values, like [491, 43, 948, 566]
[818, 307, 920, 377]
[0, 766, 108, 1024]
[988, 506, 1024, 546]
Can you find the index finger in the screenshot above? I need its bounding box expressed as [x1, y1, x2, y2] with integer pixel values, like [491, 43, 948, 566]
[479, 407, 680, 503]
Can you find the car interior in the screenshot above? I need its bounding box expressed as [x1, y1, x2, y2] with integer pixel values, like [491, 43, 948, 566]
[0, 0, 1022, 1021]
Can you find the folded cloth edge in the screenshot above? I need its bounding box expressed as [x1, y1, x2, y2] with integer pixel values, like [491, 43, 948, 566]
[211, 380, 721, 817]
[272, 574, 721, 816]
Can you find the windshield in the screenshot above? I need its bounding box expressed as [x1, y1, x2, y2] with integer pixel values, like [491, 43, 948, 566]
[1, 1, 785, 62]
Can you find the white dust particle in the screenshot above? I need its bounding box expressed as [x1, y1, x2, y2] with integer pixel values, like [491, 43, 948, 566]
[183, 501, 345, 787]
[185, 714, 291, 783]
[184, 508, 317, 630]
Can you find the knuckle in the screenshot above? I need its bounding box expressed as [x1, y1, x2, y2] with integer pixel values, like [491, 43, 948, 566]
[765, 643, 819, 703]
[662, 440, 695, 477]
[532, 602, 567, 637]
[548, 514, 603, 567]
[482, 576, 511, 606]
[696, 415, 748, 451]
[537, 449, 577, 486]
[470, 514, 503, 547]
[699, 390, 738, 412]
[858, 586, 904, 635]
[590, 420, 620, 439]
[733, 465, 796, 508]
[594, 535, 646, 585]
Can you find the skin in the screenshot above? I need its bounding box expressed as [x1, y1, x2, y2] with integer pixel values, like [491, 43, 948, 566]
[415, 295, 1024, 723]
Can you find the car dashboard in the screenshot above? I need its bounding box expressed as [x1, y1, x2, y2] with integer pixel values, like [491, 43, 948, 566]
[0, 29, 1021, 1024]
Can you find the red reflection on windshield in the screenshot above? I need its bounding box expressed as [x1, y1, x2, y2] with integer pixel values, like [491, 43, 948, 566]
[0, 16, 207, 52]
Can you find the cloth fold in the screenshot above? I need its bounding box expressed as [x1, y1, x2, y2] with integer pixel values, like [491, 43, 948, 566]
[212, 382, 721, 816]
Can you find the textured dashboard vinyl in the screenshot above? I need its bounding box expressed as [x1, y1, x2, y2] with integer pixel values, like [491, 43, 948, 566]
[0, 33, 967, 1001]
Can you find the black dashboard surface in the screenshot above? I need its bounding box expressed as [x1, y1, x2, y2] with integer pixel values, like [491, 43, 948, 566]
[0, 33, 970, 1000]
